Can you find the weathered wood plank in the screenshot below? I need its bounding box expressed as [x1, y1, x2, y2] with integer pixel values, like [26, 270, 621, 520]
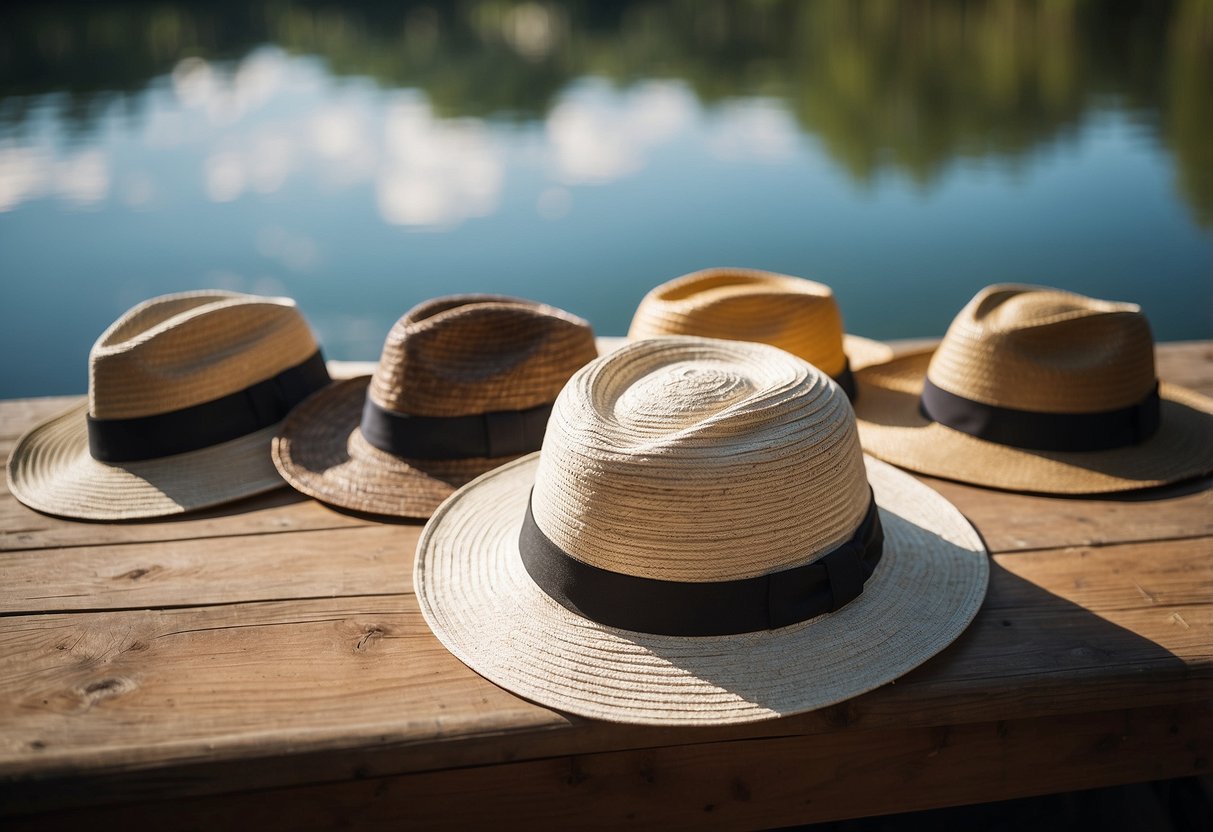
[1156, 340, 1213, 396]
[983, 536, 1213, 614]
[3, 468, 1209, 556]
[2, 494, 1203, 618]
[8, 703, 1208, 830]
[0, 519, 1207, 619]
[0, 597, 557, 791]
[0, 397, 80, 441]
[0, 489, 377, 553]
[0, 538, 1208, 811]
[0, 341, 1208, 822]
[924, 476, 1213, 553]
[0, 524, 419, 614]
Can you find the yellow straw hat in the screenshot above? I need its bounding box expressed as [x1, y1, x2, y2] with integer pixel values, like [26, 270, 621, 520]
[627, 268, 893, 398]
[273, 295, 598, 519]
[7, 291, 330, 520]
[853, 284, 1213, 494]
[416, 337, 989, 725]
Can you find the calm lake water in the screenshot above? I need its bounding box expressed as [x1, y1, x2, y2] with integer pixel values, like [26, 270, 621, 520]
[2, 1, 1211, 397]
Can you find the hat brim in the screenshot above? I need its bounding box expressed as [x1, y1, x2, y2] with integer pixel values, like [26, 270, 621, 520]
[415, 453, 989, 726]
[6, 401, 286, 521]
[843, 333, 895, 371]
[854, 350, 1213, 494]
[272, 377, 525, 519]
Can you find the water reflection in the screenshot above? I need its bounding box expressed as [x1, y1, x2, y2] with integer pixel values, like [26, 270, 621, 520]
[0, 0, 1209, 397]
[0, 142, 109, 211]
[3, 0, 1209, 224]
[3, 47, 501, 230]
[547, 81, 694, 184]
[379, 98, 502, 228]
[0, 47, 795, 230]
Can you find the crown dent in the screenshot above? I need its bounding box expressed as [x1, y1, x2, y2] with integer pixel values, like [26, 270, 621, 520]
[629, 268, 849, 377]
[614, 363, 756, 433]
[367, 296, 597, 418]
[88, 294, 317, 420]
[927, 284, 1157, 414]
[531, 337, 871, 582]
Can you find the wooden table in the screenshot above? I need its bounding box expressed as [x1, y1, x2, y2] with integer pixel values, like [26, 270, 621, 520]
[1, 342, 1210, 830]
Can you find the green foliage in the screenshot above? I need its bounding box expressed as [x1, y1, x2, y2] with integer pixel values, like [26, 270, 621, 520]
[1, 0, 1208, 223]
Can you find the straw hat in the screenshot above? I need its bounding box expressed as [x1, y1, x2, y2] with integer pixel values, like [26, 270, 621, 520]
[7, 291, 330, 520]
[273, 295, 598, 518]
[627, 268, 893, 398]
[853, 284, 1213, 494]
[416, 337, 989, 725]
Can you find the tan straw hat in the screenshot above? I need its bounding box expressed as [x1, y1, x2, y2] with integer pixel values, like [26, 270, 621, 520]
[628, 267, 893, 398]
[416, 336, 989, 725]
[272, 295, 598, 518]
[853, 284, 1213, 494]
[7, 291, 331, 520]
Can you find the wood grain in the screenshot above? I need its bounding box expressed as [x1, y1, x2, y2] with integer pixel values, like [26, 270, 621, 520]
[10, 703, 1209, 830]
[1156, 341, 1213, 396]
[12, 472, 1202, 559]
[0, 490, 378, 553]
[0, 397, 80, 441]
[0, 341, 1209, 823]
[0, 524, 420, 614]
[0, 538, 1208, 813]
[923, 476, 1213, 554]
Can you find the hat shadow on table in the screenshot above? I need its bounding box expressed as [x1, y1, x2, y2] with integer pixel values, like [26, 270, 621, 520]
[628, 500, 991, 712]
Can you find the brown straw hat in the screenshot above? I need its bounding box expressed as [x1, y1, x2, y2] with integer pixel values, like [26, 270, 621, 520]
[853, 284, 1213, 494]
[272, 295, 598, 518]
[7, 291, 331, 520]
[416, 337, 989, 725]
[627, 267, 893, 398]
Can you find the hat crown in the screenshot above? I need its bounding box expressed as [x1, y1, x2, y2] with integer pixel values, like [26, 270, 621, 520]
[368, 295, 598, 418]
[628, 268, 848, 377]
[927, 285, 1157, 414]
[531, 337, 871, 583]
[88, 291, 319, 420]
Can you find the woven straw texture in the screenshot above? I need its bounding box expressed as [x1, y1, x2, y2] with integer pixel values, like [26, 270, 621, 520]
[416, 337, 989, 725]
[273, 295, 597, 518]
[7, 291, 319, 520]
[627, 268, 892, 374]
[853, 284, 1213, 494]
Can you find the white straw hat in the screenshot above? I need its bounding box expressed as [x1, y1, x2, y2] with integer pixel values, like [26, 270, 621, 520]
[628, 268, 894, 397]
[416, 337, 989, 725]
[853, 284, 1213, 494]
[7, 291, 330, 520]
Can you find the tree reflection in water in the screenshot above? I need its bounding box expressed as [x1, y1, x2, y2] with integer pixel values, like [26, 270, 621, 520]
[1, 0, 1209, 226]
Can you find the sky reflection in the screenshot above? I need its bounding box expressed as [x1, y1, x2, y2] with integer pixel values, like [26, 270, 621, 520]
[2, 49, 775, 228]
[0, 1, 1209, 398]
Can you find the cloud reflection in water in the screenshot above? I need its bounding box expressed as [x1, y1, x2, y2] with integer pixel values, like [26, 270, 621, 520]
[0, 47, 815, 233]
